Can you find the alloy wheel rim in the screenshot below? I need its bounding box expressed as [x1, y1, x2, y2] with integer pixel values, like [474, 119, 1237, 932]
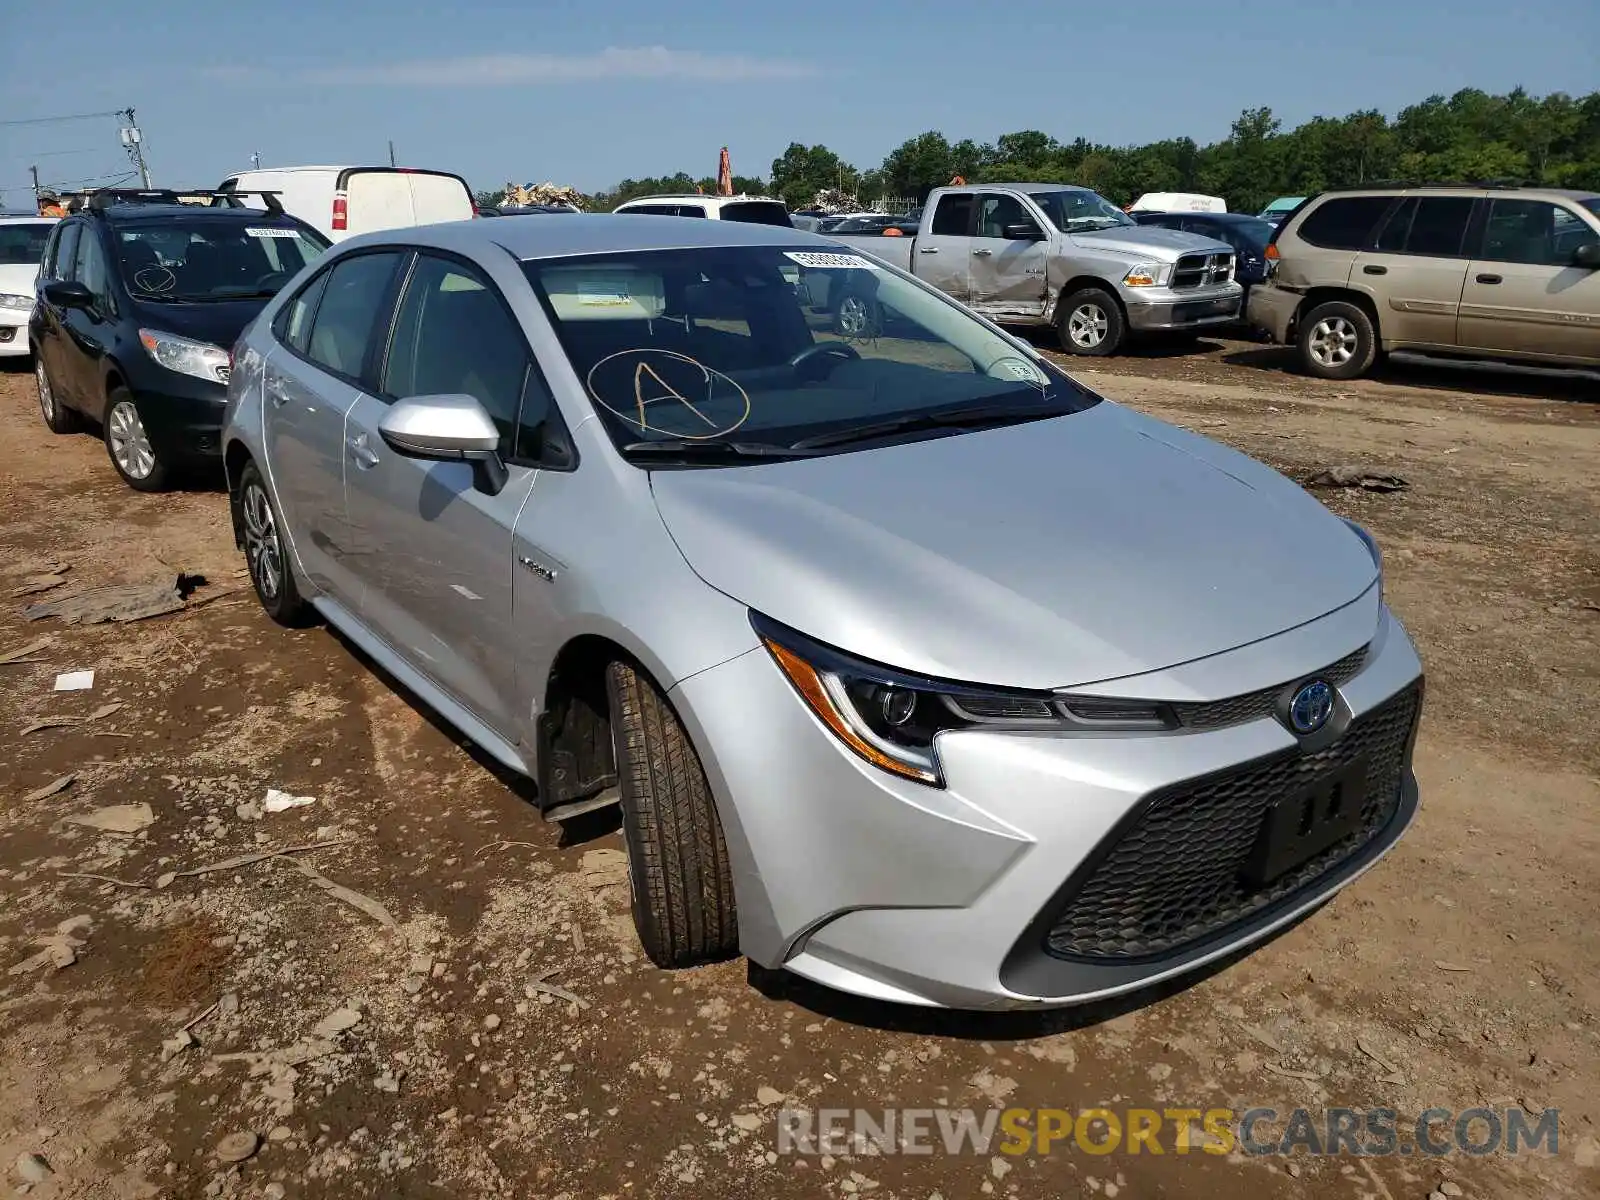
[838, 295, 869, 336]
[1308, 317, 1358, 367]
[1069, 303, 1108, 348]
[107, 400, 156, 479]
[241, 482, 282, 602]
[36, 363, 53, 422]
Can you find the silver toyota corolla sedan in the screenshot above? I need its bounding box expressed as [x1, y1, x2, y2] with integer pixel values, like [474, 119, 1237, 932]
[221, 215, 1424, 1010]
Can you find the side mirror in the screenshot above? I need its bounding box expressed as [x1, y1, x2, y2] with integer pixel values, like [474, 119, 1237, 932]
[44, 280, 93, 309]
[1575, 242, 1600, 269]
[378, 393, 509, 496]
[1002, 223, 1045, 241]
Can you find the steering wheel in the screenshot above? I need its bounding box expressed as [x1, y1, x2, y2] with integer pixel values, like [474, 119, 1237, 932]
[788, 341, 860, 382]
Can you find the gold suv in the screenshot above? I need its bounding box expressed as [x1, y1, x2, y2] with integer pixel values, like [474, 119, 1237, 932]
[1248, 185, 1600, 379]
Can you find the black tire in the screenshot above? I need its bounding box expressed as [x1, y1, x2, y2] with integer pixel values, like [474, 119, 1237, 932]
[1297, 299, 1378, 380]
[1056, 287, 1126, 356]
[236, 461, 310, 626]
[102, 387, 171, 491]
[606, 659, 737, 968]
[35, 356, 81, 434]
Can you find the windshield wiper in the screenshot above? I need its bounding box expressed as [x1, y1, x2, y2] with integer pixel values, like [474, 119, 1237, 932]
[790, 401, 1070, 451]
[621, 438, 823, 462]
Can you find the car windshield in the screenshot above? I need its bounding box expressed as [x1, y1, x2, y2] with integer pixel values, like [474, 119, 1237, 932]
[0, 222, 54, 265]
[524, 246, 1098, 463]
[1030, 189, 1134, 233]
[115, 218, 328, 301]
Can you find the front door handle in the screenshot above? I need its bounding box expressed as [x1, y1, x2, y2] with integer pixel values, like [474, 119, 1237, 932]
[918, 246, 939, 254]
[1362, 264, 1387, 275]
[1476, 273, 1502, 285]
[346, 434, 380, 469]
[972, 248, 993, 257]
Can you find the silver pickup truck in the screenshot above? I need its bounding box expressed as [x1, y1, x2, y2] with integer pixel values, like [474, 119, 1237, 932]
[826, 183, 1242, 356]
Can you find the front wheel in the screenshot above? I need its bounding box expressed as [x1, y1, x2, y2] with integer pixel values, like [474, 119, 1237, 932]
[103, 388, 170, 491]
[1298, 300, 1378, 380]
[1056, 287, 1126, 356]
[606, 659, 738, 968]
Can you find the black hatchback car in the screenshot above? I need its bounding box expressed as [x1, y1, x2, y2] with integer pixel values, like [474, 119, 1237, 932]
[30, 191, 328, 490]
[1131, 210, 1278, 301]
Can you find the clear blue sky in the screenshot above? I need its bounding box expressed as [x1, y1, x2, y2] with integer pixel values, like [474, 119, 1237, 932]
[3, 0, 1596, 207]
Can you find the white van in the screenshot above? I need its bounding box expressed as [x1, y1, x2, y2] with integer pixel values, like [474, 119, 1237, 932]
[612, 194, 793, 226]
[215, 166, 475, 242]
[1128, 192, 1228, 214]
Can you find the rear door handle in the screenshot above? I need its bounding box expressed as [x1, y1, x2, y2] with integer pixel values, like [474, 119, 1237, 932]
[972, 248, 993, 257]
[918, 247, 939, 254]
[1476, 273, 1502, 285]
[346, 434, 380, 469]
[1362, 264, 1387, 275]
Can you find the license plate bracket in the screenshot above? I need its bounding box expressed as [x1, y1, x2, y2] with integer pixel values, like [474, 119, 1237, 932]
[1243, 758, 1369, 887]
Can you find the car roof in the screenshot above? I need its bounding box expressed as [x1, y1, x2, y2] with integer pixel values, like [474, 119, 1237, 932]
[0, 215, 57, 223]
[618, 194, 782, 205]
[92, 203, 296, 223]
[1138, 211, 1265, 223]
[943, 182, 1095, 195]
[337, 213, 825, 261]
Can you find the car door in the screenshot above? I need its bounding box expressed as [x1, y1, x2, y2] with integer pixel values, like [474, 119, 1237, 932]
[914, 193, 977, 302]
[341, 251, 539, 737]
[32, 221, 79, 399]
[1458, 198, 1600, 362]
[968, 192, 1049, 319]
[262, 249, 404, 603]
[1349, 195, 1476, 348]
[60, 224, 119, 420]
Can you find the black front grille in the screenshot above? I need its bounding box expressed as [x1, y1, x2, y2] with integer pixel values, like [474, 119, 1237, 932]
[1043, 684, 1420, 961]
[1172, 645, 1368, 731]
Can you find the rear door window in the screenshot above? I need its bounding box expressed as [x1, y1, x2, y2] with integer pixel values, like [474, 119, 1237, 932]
[1295, 196, 1395, 250]
[1403, 197, 1474, 257]
[930, 195, 976, 236]
[302, 251, 403, 381]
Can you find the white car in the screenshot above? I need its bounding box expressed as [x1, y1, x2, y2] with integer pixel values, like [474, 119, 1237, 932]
[612, 193, 793, 225]
[0, 216, 56, 358]
[215, 166, 475, 243]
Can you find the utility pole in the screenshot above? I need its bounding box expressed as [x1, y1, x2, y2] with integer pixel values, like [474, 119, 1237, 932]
[388, 140, 397, 167]
[250, 151, 261, 170]
[118, 107, 151, 188]
[30, 165, 41, 207]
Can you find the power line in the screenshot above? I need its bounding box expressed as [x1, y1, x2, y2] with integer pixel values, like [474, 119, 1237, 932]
[0, 109, 122, 128]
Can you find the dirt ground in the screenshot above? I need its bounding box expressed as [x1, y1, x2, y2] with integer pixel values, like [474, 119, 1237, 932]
[0, 340, 1596, 1200]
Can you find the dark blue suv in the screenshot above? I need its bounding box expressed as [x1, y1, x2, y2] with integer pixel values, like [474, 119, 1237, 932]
[1131, 211, 1277, 305]
[30, 191, 327, 490]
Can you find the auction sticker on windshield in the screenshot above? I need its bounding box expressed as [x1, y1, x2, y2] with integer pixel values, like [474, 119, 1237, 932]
[784, 251, 880, 270]
[246, 228, 301, 238]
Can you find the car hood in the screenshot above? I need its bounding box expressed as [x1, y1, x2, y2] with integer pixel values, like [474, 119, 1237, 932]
[1069, 225, 1231, 260]
[128, 295, 272, 349]
[0, 263, 39, 297]
[651, 403, 1377, 689]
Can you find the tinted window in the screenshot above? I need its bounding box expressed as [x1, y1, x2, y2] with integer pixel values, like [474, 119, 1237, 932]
[720, 201, 791, 227]
[0, 222, 54, 266]
[977, 194, 1038, 239]
[276, 270, 330, 354]
[930, 195, 975, 236]
[304, 252, 402, 380]
[1374, 198, 1416, 252]
[50, 224, 81, 282]
[1295, 196, 1394, 250]
[74, 228, 111, 300]
[674, 205, 709, 218]
[1405, 197, 1474, 256]
[382, 254, 528, 446]
[1481, 200, 1598, 266]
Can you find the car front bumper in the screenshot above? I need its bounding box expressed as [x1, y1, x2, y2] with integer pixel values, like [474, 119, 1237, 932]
[1122, 283, 1242, 331]
[131, 378, 229, 463]
[672, 600, 1423, 1010]
[0, 307, 33, 356]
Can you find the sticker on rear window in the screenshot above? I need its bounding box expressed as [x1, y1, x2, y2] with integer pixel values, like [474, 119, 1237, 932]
[246, 227, 300, 238]
[783, 251, 879, 269]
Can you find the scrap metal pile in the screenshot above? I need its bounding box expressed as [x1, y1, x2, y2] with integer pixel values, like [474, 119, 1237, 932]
[502, 182, 587, 210]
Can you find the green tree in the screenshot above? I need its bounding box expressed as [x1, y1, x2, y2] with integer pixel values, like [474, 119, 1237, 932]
[882, 131, 959, 200]
[770, 143, 853, 209]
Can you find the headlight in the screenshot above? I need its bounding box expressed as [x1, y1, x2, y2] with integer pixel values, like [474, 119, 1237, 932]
[1123, 263, 1171, 287]
[139, 329, 230, 383]
[0, 292, 32, 310]
[1342, 518, 1384, 597]
[753, 613, 1176, 787]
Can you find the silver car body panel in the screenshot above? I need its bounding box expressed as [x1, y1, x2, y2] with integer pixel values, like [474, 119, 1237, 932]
[223, 213, 1423, 1010]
